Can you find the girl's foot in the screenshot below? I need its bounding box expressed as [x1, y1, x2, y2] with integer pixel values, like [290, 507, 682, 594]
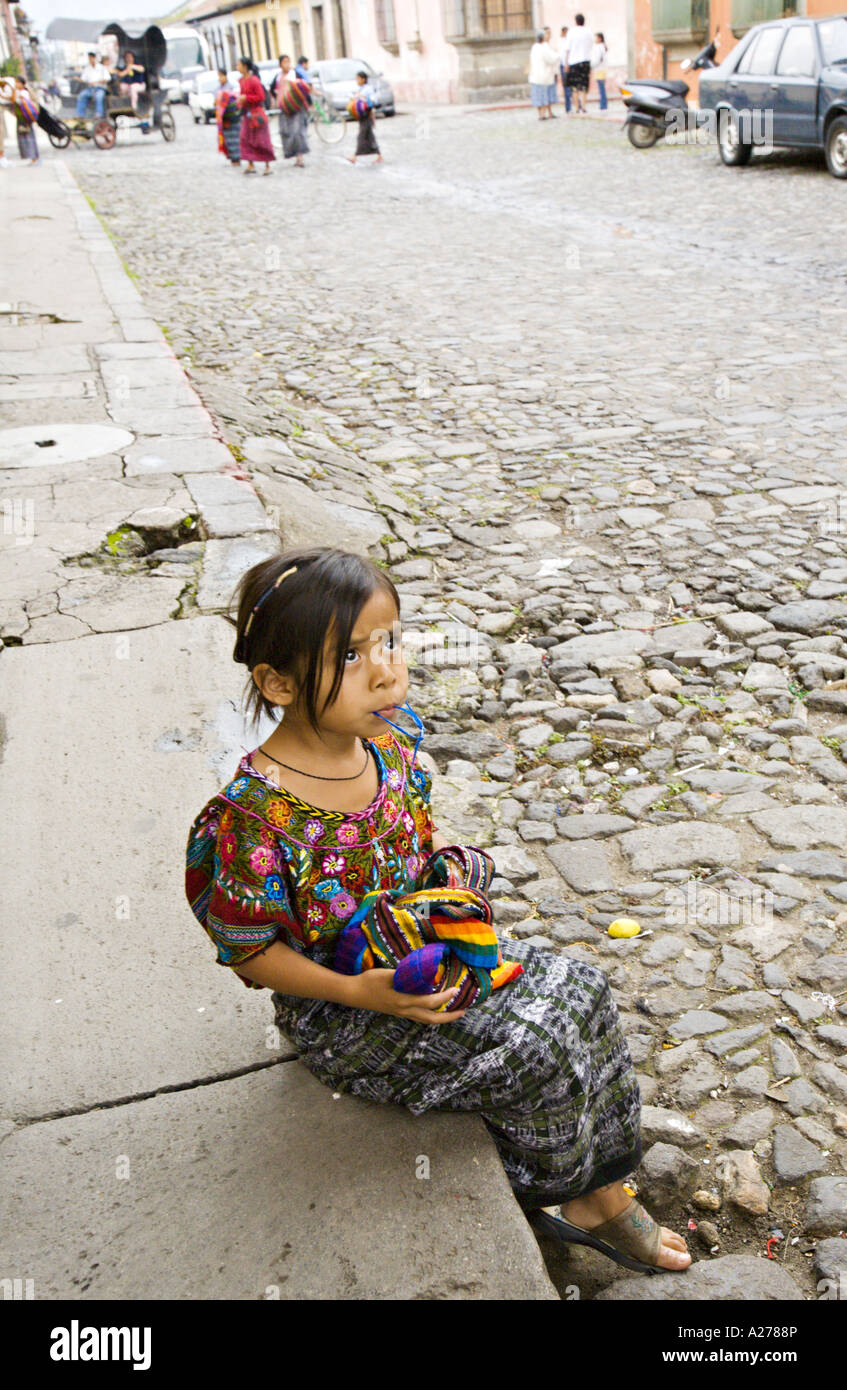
[346, 155, 356, 163]
[559, 1183, 690, 1271]
[263, 164, 272, 174]
[375, 154, 383, 162]
[244, 163, 256, 174]
[295, 156, 303, 166]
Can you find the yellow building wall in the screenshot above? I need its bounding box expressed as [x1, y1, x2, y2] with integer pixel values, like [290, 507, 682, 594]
[231, 2, 305, 64]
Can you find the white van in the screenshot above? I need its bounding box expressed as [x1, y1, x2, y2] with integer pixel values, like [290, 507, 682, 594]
[161, 24, 211, 103]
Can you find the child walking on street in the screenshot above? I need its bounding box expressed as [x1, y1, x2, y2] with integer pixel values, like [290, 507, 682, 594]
[185, 546, 691, 1275]
[347, 70, 382, 164]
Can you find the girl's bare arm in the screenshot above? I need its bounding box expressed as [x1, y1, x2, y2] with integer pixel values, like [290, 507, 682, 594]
[235, 938, 465, 1025]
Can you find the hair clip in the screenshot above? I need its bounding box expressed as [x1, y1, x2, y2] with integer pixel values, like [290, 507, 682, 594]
[237, 565, 298, 661]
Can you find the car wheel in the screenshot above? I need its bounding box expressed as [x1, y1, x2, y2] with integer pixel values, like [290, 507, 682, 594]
[193, 115, 201, 123]
[383, 106, 395, 117]
[825, 115, 847, 179]
[717, 109, 753, 167]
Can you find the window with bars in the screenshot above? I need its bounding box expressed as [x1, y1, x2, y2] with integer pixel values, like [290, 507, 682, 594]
[480, 0, 533, 33]
[374, 0, 398, 47]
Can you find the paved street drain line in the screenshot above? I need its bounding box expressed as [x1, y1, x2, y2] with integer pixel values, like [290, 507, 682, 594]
[6, 1055, 300, 1134]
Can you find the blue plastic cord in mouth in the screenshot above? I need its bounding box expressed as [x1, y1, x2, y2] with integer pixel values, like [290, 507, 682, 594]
[374, 701, 425, 765]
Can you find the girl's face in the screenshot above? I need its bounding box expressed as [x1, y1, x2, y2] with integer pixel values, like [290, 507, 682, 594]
[304, 586, 408, 739]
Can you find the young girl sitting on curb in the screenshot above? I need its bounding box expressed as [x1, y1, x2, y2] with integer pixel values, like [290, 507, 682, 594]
[185, 546, 691, 1276]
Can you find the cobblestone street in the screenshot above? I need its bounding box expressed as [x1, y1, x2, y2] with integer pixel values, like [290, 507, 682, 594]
[4, 102, 847, 1301]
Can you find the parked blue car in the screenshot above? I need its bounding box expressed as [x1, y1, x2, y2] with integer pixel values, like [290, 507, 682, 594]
[698, 14, 847, 178]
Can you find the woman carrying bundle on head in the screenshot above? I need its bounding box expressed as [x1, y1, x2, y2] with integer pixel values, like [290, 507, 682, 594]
[236, 55, 275, 175]
[275, 54, 310, 168]
[346, 70, 381, 165]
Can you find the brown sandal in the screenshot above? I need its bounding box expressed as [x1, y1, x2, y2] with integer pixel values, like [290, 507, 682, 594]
[530, 1196, 670, 1275]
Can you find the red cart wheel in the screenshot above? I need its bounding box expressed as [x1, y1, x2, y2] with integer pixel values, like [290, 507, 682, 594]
[93, 117, 116, 149]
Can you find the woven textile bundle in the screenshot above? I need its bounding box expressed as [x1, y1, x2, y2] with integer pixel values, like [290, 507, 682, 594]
[333, 845, 523, 1009]
[278, 78, 310, 114]
[347, 94, 372, 119]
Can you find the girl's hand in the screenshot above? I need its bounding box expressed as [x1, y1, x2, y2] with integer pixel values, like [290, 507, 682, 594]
[349, 969, 466, 1025]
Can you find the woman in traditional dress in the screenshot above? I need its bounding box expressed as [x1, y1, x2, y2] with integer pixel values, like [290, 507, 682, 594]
[9, 76, 39, 164]
[215, 68, 241, 165]
[275, 54, 309, 168]
[236, 56, 275, 176]
[346, 70, 382, 165]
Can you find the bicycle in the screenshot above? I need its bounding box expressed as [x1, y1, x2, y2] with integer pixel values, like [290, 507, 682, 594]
[308, 83, 345, 145]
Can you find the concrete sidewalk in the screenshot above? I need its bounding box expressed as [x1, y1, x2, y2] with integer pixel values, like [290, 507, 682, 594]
[0, 160, 558, 1301]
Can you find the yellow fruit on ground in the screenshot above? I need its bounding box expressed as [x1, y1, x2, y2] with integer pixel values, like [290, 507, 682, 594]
[608, 918, 641, 938]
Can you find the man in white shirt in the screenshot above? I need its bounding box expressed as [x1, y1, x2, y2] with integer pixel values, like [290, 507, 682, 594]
[75, 52, 110, 119]
[566, 14, 594, 114]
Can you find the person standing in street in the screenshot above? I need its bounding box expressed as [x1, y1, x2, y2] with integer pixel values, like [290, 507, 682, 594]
[236, 56, 275, 175]
[347, 70, 382, 165]
[592, 32, 609, 113]
[215, 67, 241, 165]
[275, 54, 310, 168]
[8, 75, 39, 164]
[75, 51, 110, 120]
[566, 14, 594, 115]
[529, 27, 559, 121]
[558, 25, 572, 115]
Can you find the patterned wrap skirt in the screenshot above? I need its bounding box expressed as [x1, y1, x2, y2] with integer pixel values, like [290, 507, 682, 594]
[240, 105, 276, 162]
[272, 938, 642, 1209]
[355, 111, 380, 157]
[278, 108, 309, 158]
[17, 123, 37, 159]
[222, 113, 241, 162]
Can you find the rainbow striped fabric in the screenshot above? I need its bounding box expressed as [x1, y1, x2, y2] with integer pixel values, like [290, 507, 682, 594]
[333, 845, 523, 1009]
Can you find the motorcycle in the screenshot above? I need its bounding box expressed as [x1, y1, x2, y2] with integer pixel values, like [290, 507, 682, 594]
[620, 32, 719, 149]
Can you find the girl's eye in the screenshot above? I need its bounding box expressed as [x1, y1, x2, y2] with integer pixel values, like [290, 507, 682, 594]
[345, 649, 360, 664]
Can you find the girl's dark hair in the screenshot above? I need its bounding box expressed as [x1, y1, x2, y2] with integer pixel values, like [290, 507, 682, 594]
[596, 31, 606, 43]
[229, 547, 400, 730]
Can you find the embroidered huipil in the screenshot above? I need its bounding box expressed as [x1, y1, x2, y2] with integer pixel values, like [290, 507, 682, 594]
[186, 733, 433, 987]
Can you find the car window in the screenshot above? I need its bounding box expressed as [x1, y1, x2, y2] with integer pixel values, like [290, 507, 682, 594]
[314, 59, 373, 82]
[746, 26, 784, 75]
[776, 26, 816, 77]
[735, 33, 761, 73]
[818, 17, 847, 65]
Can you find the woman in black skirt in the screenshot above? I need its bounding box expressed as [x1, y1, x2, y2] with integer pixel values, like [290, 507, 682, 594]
[347, 70, 382, 165]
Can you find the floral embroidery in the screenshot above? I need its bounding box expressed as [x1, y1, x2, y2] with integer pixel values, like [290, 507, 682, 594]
[266, 873, 286, 903]
[186, 734, 435, 982]
[330, 891, 356, 920]
[249, 845, 276, 876]
[313, 877, 343, 901]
